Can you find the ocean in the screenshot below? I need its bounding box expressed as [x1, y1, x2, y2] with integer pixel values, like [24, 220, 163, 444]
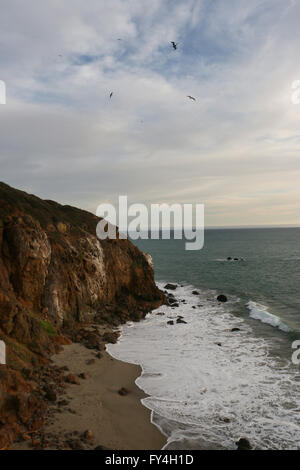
[107, 228, 300, 450]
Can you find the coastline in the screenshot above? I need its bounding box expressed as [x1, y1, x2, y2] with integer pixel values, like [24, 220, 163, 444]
[14, 342, 166, 450]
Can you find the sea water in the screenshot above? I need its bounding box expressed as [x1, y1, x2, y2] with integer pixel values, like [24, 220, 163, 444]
[108, 228, 300, 449]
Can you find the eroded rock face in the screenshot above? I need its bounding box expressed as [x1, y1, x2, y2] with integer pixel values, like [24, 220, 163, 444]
[0, 182, 165, 447]
[143, 252, 153, 269]
[0, 182, 164, 332]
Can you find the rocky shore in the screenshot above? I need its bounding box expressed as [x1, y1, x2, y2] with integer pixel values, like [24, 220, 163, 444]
[0, 182, 165, 449]
[13, 331, 166, 450]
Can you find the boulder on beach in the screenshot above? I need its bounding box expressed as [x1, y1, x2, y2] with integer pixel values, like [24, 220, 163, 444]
[176, 318, 187, 324]
[167, 320, 174, 325]
[83, 430, 94, 441]
[79, 372, 88, 380]
[164, 283, 177, 290]
[65, 373, 80, 385]
[118, 387, 129, 396]
[192, 290, 199, 295]
[217, 294, 228, 303]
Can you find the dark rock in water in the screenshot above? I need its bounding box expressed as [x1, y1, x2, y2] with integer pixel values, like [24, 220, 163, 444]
[216, 342, 222, 347]
[168, 296, 179, 308]
[156, 312, 165, 316]
[234, 258, 239, 261]
[217, 294, 228, 303]
[167, 320, 174, 325]
[192, 306, 196, 309]
[236, 438, 252, 450]
[192, 290, 199, 295]
[176, 318, 187, 324]
[220, 417, 230, 423]
[227, 257, 232, 260]
[231, 327, 240, 332]
[164, 283, 177, 290]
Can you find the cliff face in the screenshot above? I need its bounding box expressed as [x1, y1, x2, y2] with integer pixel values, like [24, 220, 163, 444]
[0, 182, 164, 448]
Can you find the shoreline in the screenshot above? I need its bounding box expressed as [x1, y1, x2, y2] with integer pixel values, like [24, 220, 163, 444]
[14, 342, 166, 450]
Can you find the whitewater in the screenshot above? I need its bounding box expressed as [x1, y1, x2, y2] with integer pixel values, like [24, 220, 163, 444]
[108, 282, 300, 450]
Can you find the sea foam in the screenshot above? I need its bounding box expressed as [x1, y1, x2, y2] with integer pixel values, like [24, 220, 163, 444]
[247, 301, 291, 332]
[108, 283, 300, 450]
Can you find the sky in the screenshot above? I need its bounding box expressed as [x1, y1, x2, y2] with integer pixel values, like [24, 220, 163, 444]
[1, 0, 300, 226]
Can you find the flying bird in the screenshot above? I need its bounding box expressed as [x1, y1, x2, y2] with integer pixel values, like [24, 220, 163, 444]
[109, 92, 113, 99]
[187, 95, 196, 101]
[171, 41, 178, 50]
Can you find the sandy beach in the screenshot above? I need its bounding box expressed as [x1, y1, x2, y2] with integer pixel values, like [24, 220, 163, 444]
[15, 343, 166, 450]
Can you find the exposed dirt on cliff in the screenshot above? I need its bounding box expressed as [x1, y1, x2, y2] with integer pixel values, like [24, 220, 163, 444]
[0, 182, 164, 449]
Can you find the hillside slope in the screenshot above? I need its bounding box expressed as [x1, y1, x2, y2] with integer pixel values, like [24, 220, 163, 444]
[0, 182, 164, 448]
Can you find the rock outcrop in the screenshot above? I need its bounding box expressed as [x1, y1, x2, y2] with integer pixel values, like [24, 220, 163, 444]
[0, 182, 164, 448]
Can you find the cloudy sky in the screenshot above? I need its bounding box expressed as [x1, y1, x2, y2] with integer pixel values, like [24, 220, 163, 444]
[1, 0, 300, 226]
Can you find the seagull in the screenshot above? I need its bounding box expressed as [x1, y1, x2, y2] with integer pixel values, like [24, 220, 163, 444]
[187, 95, 196, 101]
[171, 41, 178, 50]
[109, 92, 113, 99]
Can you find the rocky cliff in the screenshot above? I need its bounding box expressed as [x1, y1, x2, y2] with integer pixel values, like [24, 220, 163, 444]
[0, 182, 164, 448]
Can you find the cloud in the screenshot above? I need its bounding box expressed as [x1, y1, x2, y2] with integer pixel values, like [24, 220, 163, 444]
[1, 0, 300, 226]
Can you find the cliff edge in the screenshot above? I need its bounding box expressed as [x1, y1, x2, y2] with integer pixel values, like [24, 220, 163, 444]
[0, 182, 164, 448]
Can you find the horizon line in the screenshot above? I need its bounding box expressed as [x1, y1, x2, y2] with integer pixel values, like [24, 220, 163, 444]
[125, 224, 300, 233]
